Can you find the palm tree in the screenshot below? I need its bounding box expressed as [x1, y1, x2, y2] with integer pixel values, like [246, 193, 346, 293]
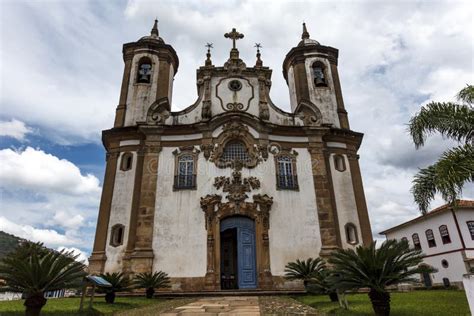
[408, 84, 474, 214]
[284, 258, 325, 288]
[99, 272, 130, 304]
[307, 267, 339, 302]
[133, 271, 170, 298]
[329, 239, 427, 316]
[0, 242, 86, 316]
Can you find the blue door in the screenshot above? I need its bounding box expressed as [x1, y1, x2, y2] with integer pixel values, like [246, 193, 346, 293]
[220, 216, 257, 289]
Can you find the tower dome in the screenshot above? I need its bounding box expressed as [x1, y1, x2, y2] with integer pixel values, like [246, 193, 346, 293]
[138, 19, 165, 43]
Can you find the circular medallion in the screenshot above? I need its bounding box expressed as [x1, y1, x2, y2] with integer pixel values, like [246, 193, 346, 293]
[228, 80, 242, 91]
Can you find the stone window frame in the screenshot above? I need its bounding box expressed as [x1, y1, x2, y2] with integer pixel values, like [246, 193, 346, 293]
[439, 225, 451, 244]
[333, 154, 346, 172]
[120, 152, 133, 171]
[425, 229, 437, 248]
[273, 148, 299, 191]
[110, 224, 125, 247]
[172, 146, 199, 190]
[467, 221, 474, 240]
[344, 222, 359, 245]
[135, 56, 153, 84]
[412, 233, 422, 250]
[203, 121, 266, 169]
[311, 60, 329, 88]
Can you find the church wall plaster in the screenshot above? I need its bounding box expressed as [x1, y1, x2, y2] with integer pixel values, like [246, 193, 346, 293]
[268, 135, 309, 142]
[329, 153, 363, 249]
[266, 148, 321, 275]
[124, 53, 160, 126]
[150, 144, 320, 280]
[104, 152, 137, 272]
[288, 66, 298, 112]
[305, 56, 340, 128]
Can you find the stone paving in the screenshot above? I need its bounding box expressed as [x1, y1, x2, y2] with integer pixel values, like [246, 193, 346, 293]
[160, 296, 260, 315]
[159, 296, 321, 315]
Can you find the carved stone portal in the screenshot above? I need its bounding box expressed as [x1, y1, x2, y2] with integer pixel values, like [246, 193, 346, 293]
[200, 165, 274, 290]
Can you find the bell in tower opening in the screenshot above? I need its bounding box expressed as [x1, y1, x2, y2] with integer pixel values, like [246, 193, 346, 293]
[137, 58, 152, 83]
[312, 62, 327, 87]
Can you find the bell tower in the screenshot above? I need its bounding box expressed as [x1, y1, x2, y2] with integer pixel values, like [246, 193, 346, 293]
[283, 23, 349, 129]
[113, 20, 179, 128]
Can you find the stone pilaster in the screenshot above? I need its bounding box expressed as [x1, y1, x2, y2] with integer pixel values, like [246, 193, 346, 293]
[308, 133, 341, 257]
[347, 153, 373, 245]
[89, 149, 120, 273]
[127, 134, 162, 274]
[114, 56, 133, 128]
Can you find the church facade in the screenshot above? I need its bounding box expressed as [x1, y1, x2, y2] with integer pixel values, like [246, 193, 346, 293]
[89, 21, 373, 292]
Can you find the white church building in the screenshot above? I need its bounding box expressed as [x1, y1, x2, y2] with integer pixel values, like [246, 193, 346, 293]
[381, 200, 474, 288]
[89, 21, 373, 292]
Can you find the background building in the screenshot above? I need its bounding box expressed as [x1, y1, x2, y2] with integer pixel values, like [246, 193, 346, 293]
[381, 200, 474, 288]
[89, 21, 372, 292]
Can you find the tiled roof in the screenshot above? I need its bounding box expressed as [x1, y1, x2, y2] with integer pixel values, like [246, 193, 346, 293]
[379, 200, 474, 235]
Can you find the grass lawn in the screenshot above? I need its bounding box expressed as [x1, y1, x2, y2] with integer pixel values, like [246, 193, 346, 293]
[0, 296, 187, 316]
[295, 290, 470, 315]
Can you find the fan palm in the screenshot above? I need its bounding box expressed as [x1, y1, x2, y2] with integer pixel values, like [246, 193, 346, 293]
[0, 242, 86, 316]
[329, 239, 427, 316]
[284, 257, 325, 287]
[99, 272, 130, 304]
[408, 84, 474, 213]
[133, 271, 170, 298]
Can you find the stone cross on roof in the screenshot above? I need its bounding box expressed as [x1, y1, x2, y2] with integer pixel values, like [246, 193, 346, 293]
[224, 28, 244, 49]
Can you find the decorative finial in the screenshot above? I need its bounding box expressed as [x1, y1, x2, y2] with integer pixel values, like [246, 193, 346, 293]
[224, 28, 244, 49]
[205, 43, 213, 66]
[254, 43, 263, 67]
[302, 22, 310, 40]
[151, 19, 159, 37]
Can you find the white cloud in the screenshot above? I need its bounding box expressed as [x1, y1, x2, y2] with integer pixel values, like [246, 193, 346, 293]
[0, 1, 472, 246]
[57, 246, 89, 265]
[0, 147, 101, 196]
[0, 147, 100, 255]
[0, 119, 33, 141]
[0, 216, 79, 247]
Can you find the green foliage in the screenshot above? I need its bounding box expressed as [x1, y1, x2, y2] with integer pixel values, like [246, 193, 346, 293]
[0, 231, 22, 260]
[328, 239, 426, 293]
[295, 290, 470, 316]
[306, 267, 333, 294]
[284, 257, 325, 283]
[408, 84, 474, 213]
[133, 271, 170, 290]
[99, 272, 130, 293]
[412, 144, 474, 213]
[0, 241, 86, 295]
[0, 297, 176, 315]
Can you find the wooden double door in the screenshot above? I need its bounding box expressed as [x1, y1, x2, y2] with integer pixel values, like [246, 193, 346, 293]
[220, 216, 257, 289]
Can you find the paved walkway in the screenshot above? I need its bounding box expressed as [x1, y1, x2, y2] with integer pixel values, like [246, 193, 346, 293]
[160, 296, 260, 315]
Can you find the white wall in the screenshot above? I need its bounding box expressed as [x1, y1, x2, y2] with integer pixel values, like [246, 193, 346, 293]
[329, 153, 362, 249]
[150, 124, 323, 277]
[384, 209, 473, 285]
[124, 53, 160, 126]
[305, 56, 340, 128]
[104, 151, 137, 272]
[456, 209, 474, 249]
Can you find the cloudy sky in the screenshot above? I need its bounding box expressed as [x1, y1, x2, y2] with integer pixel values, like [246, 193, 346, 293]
[0, 0, 473, 260]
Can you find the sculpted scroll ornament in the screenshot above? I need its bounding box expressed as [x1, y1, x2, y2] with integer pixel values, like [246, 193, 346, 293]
[214, 167, 260, 204]
[146, 97, 170, 125]
[201, 121, 267, 168]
